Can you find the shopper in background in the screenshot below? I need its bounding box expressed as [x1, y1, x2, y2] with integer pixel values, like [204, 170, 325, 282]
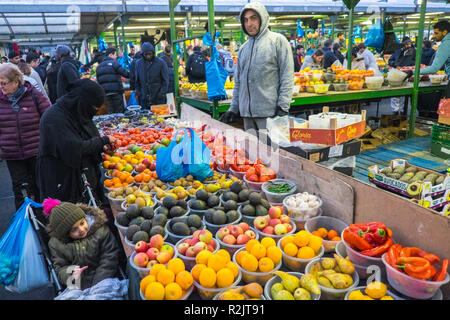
[17, 62, 41, 94]
[56, 45, 81, 98]
[421, 40, 436, 66]
[96, 47, 130, 114]
[26, 52, 48, 98]
[46, 56, 61, 104]
[301, 49, 325, 70]
[0, 63, 51, 209]
[38, 79, 114, 203]
[420, 20, 450, 77]
[134, 42, 169, 109]
[185, 46, 207, 83]
[357, 43, 378, 70]
[334, 32, 346, 49]
[81, 47, 106, 71]
[1, 56, 8, 64]
[219, 2, 294, 132]
[343, 47, 366, 70]
[8, 51, 21, 65]
[333, 42, 345, 65]
[35, 55, 50, 85]
[129, 46, 136, 59]
[293, 44, 305, 72]
[322, 40, 340, 69]
[388, 38, 416, 68]
[158, 45, 175, 94]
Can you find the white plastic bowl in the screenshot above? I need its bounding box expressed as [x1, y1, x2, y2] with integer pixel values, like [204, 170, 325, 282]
[243, 176, 271, 191]
[254, 219, 297, 243]
[215, 226, 260, 256]
[264, 272, 321, 300]
[261, 179, 297, 204]
[107, 193, 126, 214]
[365, 76, 384, 90]
[277, 236, 324, 273]
[174, 236, 219, 271]
[429, 74, 445, 85]
[187, 199, 208, 217]
[129, 243, 177, 278]
[340, 228, 384, 268]
[229, 168, 246, 180]
[213, 285, 266, 300]
[283, 194, 323, 220]
[140, 282, 194, 300]
[313, 84, 331, 94]
[304, 216, 348, 253]
[193, 271, 242, 300]
[344, 286, 398, 300]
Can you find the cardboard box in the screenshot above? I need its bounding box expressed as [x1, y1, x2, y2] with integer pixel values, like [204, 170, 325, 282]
[281, 139, 361, 162]
[289, 107, 367, 146]
[438, 115, 450, 126]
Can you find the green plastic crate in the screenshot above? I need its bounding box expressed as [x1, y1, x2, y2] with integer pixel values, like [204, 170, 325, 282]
[431, 123, 450, 145]
[431, 141, 450, 159]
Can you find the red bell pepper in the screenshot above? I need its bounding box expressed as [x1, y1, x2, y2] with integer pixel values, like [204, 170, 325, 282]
[343, 229, 372, 251]
[359, 237, 393, 257]
[432, 259, 449, 282]
[386, 244, 403, 271]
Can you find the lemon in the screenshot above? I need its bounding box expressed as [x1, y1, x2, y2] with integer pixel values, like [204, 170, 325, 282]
[347, 290, 365, 300]
[307, 235, 323, 254]
[380, 295, 394, 300]
[365, 281, 387, 299]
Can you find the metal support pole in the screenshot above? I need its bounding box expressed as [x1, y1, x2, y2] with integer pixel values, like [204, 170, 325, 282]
[346, 7, 354, 70]
[169, 0, 181, 116]
[113, 22, 119, 56]
[408, 0, 427, 138]
[208, 0, 215, 40]
[427, 20, 432, 40]
[402, 15, 407, 41]
[331, 20, 335, 41]
[121, 15, 129, 68]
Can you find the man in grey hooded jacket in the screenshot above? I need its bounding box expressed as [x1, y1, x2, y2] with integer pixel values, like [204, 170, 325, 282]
[219, 2, 294, 132]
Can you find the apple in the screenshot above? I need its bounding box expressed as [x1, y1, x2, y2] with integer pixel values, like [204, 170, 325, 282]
[183, 238, 191, 245]
[262, 226, 275, 235]
[150, 234, 164, 250]
[146, 247, 159, 260]
[223, 234, 237, 245]
[285, 223, 293, 233]
[192, 230, 202, 240]
[134, 241, 148, 253]
[134, 252, 149, 268]
[135, 164, 146, 173]
[193, 242, 208, 255]
[229, 225, 243, 238]
[146, 260, 158, 268]
[209, 238, 216, 249]
[150, 162, 156, 171]
[217, 227, 231, 241]
[177, 243, 189, 255]
[161, 244, 174, 257]
[269, 206, 282, 219]
[236, 234, 251, 245]
[270, 219, 281, 228]
[254, 216, 268, 230]
[142, 158, 151, 167]
[238, 222, 250, 232]
[274, 224, 287, 235]
[156, 251, 171, 264]
[280, 214, 290, 224]
[198, 230, 213, 243]
[185, 246, 196, 257]
[206, 244, 215, 252]
[245, 229, 257, 239]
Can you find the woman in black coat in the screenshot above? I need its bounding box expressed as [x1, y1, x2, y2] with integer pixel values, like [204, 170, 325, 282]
[37, 79, 116, 203]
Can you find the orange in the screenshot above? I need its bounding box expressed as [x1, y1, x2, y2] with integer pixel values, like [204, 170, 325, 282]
[308, 235, 323, 254]
[250, 244, 266, 260]
[134, 174, 143, 183]
[297, 246, 316, 259]
[191, 264, 207, 282]
[327, 230, 339, 240]
[280, 235, 295, 249]
[207, 254, 227, 272]
[216, 268, 235, 288]
[149, 263, 166, 277]
[266, 246, 282, 265]
[331, 236, 342, 242]
[258, 257, 274, 273]
[176, 270, 193, 290]
[140, 274, 156, 293]
[167, 258, 185, 276]
[156, 269, 175, 286]
[195, 250, 213, 265]
[241, 253, 258, 272]
[144, 281, 165, 300]
[215, 249, 231, 263]
[284, 243, 299, 257]
[199, 267, 217, 288]
[225, 261, 239, 278]
[294, 230, 311, 247]
[126, 176, 134, 184]
[317, 228, 328, 239]
[104, 179, 113, 187]
[143, 174, 151, 183]
[165, 282, 183, 300]
[245, 239, 260, 253]
[235, 250, 249, 266]
[260, 237, 276, 249]
[311, 230, 322, 237]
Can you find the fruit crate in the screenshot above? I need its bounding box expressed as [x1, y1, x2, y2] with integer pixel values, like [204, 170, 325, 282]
[414, 189, 450, 215]
[431, 123, 450, 145]
[431, 141, 450, 160]
[367, 159, 450, 203]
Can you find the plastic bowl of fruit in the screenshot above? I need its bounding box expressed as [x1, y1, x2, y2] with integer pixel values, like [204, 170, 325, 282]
[340, 228, 384, 268]
[254, 218, 297, 243]
[332, 82, 349, 91]
[165, 217, 206, 244]
[215, 227, 260, 256]
[264, 272, 321, 300]
[311, 72, 324, 82]
[213, 285, 266, 300]
[304, 216, 348, 253]
[348, 74, 364, 81]
[140, 281, 194, 300]
[129, 243, 177, 278]
[193, 271, 242, 300]
[313, 84, 330, 94]
[278, 236, 324, 273]
[324, 73, 336, 82]
[365, 76, 384, 90]
[203, 211, 242, 236]
[293, 85, 301, 94]
[429, 74, 446, 85]
[348, 81, 364, 90]
[229, 168, 246, 180]
[335, 241, 379, 281]
[388, 79, 408, 87]
[175, 236, 220, 271]
[306, 84, 315, 93]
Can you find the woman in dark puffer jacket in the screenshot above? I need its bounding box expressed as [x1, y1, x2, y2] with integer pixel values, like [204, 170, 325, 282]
[0, 63, 51, 209]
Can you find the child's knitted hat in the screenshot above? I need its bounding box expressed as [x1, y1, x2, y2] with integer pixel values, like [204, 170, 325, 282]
[43, 198, 86, 240]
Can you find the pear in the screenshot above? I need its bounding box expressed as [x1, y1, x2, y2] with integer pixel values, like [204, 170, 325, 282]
[309, 262, 323, 278]
[334, 254, 355, 275]
[293, 287, 311, 300]
[218, 290, 246, 300]
[243, 283, 263, 298]
[321, 258, 336, 270]
[274, 271, 300, 293]
[317, 276, 334, 289]
[318, 269, 336, 277]
[273, 290, 295, 300]
[300, 274, 321, 295]
[322, 273, 354, 289]
[270, 283, 284, 298]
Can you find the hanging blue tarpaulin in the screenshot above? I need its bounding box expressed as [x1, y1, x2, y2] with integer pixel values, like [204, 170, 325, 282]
[98, 37, 107, 52]
[296, 20, 305, 38]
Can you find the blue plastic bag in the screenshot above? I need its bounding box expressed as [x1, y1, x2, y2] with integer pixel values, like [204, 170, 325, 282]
[202, 32, 228, 101]
[364, 19, 385, 52]
[127, 91, 139, 107]
[179, 128, 213, 181]
[156, 129, 188, 182]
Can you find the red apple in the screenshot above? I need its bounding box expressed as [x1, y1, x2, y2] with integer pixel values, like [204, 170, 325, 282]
[274, 224, 287, 235]
[245, 229, 257, 239]
[133, 252, 149, 268]
[209, 238, 216, 249]
[206, 244, 215, 252]
[285, 223, 293, 233]
[177, 243, 189, 256]
[269, 206, 282, 219]
[161, 244, 174, 258]
[135, 164, 146, 173]
[142, 158, 151, 167]
[238, 222, 250, 232]
[192, 230, 202, 240]
[190, 237, 200, 246]
[146, 260, 158, 268]
[146, 247, 159, 260]
[262, 226, 275, 235]
[280, 214, 290, 224]
[156, 251, 171, 264]
[223, 234, 237, 245]
[198, 230, 213, 243]
[185, 246, 196, 257]
[254, 216, 268, 230]
[134, 241, 148, 253]
[229, 225, 243, 238]
[270, 219, 281, 228]
[236, 234, 251, 245]
[193, 241, 208, 255]
[150, 162, 156, 171]
[150, 234, 164, 250]
[217, 227, 231, 241]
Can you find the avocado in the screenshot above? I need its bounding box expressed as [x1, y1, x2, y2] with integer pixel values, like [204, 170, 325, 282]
[140, 219, 152, 234]
[196, 189, 209, 202]
[150, 225, 165, 237]
[172, 222, 191, 236]
[207, 195, 220, 208]
[155, 206, 169, 216]
[241, 204, 256, 216]
[249, 192, 262, 206]
[223, 191, 239, 202]
[126, 224, 141, 241]
[177, 199, 188, 210]
[141, 206, 154, 219]
[132, 230, 149, 244]
[190, 199, 207, 211]
[116, 212, 130, 227]
[260, 199, 271, 210]
[205, 208, 215, 223]
[212, 210, 227, 225]
[152, 213, 167, 227]
[230, 181, 243, 194]
[162, 195, 178, 209]
[226, 210, 239, 223]
[129, 216, 145, 227]
[169, 206, 185, 218]
[187, 214, 202, 229]
[238, 189, 251, 202]
[224, 200, 238, 211]
[126, 204, 141, 220]
[255, 204, 268, 216]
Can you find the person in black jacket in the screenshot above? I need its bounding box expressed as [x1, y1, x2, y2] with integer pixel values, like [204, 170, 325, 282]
[293, 45, 305, 72]
[134, 42, 169, 109]
[389, 38, 416, 68]
[421, 40, 436, 66]
[333, 42, 345, 65]
[322, 40, 339, 69]
[96, 47, 130, 114]
[47, 56, 61, 104]
[56, 45, 81, 98]
[185, 46, 207, 83]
